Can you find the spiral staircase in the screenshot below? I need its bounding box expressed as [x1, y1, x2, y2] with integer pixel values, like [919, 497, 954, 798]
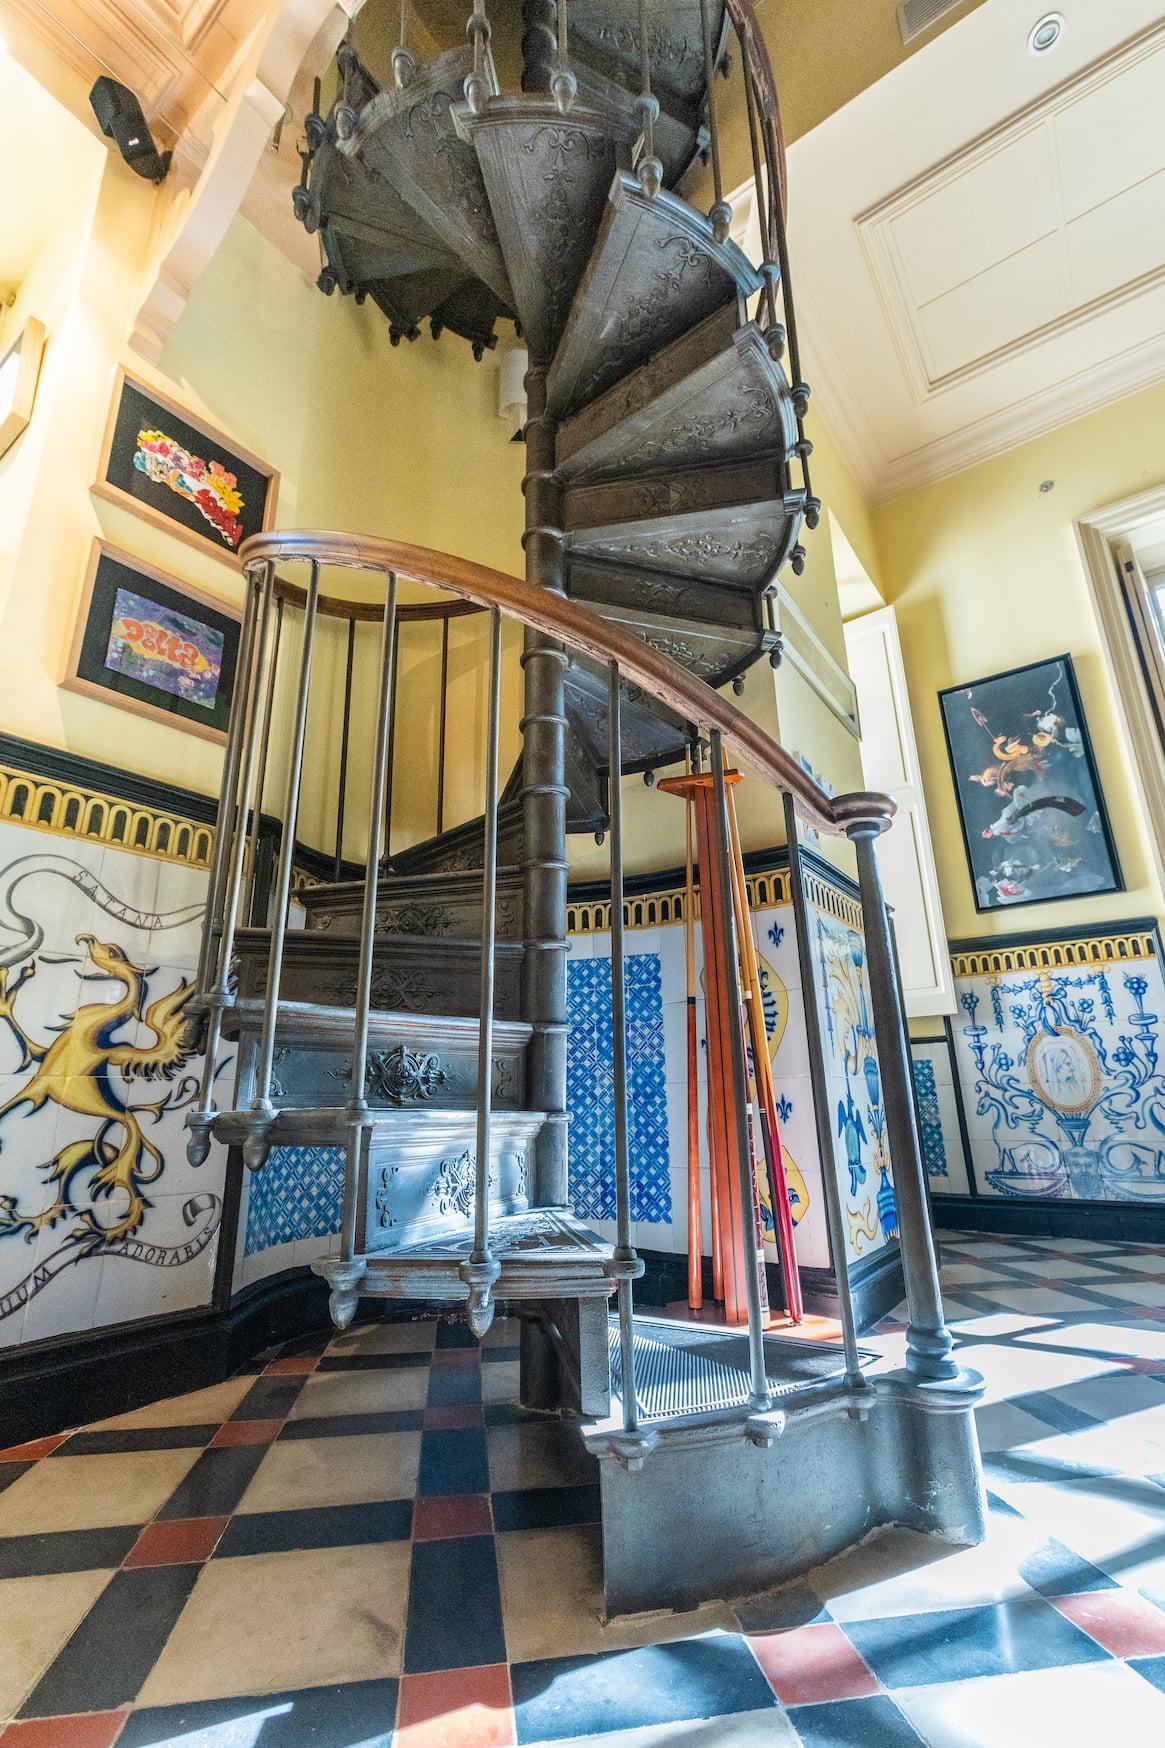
[187, 0, 985, 1614]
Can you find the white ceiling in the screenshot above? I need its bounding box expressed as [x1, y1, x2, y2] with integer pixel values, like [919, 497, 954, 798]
[786, 0, 1165, 504]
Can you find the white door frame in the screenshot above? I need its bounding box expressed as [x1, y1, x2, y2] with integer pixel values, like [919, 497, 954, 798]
[1075, 482, 1165, 900]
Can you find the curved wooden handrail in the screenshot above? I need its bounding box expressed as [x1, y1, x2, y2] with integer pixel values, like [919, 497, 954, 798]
[241, 529, 892, 841]
[274, 574, 484, 624]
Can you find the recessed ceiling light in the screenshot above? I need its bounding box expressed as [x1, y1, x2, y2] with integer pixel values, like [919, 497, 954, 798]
[1028, 12, 1065, 55]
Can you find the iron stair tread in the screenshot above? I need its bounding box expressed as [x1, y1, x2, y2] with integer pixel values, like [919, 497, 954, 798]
[567, 490, 805, 593]
[567, 0, 727, 107]
[557, 316, 797, 484]
[460, 97, 634, 363]
[226, 997, 534, 1043]
[210, 1102, 547, 1149]
[548, 59, 701, 193]
[566, 553, 763, 627]
[565, 595, 768, 688]
[341, 46, 515, 309]
[350, 1209, 626, 1299]
[547, 172, 762, 418]
[564, 659, 690, 777]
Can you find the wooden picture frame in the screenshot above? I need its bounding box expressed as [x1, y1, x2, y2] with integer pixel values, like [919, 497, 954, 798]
[938, 652, 1123, 914]
[0, 317, 46, 461]
[93, 367, 279, 567]
[62, 540, 243, 744]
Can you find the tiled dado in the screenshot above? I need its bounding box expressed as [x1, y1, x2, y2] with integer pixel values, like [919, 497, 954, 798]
[912, 922, 1165, 1220]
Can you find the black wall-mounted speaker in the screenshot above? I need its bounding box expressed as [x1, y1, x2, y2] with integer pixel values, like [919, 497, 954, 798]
[89, 77, 171, 183]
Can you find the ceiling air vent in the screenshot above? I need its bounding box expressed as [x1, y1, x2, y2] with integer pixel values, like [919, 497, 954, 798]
[897, 0, 964, 45]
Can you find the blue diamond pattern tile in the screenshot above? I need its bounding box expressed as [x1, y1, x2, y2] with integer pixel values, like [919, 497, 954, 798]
[566, 952, 671, 1224]
[244, 1145, 346, 1254]
[911, 1056, 948, 1179]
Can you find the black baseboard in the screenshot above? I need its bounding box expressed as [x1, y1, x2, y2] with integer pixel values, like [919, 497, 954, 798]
[933, 1192, 1165, 1245]
[0, 1270, 339, 1449]
[631, 1246, 901, 1333]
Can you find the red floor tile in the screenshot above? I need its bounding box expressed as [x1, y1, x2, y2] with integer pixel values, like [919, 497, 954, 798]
[208, 1418, 284, 1447]
[424, 1404, 485, 1431]
[1049, 1590, 1165, 1657]
[748, 1622, 880, 1706]
[0, 1435, 68, 1462]
[123, 1515, 229, 1567]
[412, 1493, 493, 1541]
[0, 1713, 128, 1747]
[263, 1355, 319, 1375]
[397, 1664, 514, 1748]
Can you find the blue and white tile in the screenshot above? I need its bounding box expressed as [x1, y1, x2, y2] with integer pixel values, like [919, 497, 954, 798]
[894, 1657, 1165, 1748]
[90, 1190, 221, 1326]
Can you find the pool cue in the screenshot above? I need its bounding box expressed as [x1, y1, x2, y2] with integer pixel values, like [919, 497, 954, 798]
[727, 784, 803, 1323]
[683, 746, 702, 1310]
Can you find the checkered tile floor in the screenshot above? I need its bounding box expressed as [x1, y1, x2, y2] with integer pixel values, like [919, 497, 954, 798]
[2, 1230, 1165, 1746]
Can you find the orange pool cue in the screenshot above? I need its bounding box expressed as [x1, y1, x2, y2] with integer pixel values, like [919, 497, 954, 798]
[683, 750, 703, 1310]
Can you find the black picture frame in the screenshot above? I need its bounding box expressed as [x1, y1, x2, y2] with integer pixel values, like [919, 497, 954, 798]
[938, 653, 1122, 914]
[64, 541, 242, 743]
[93, 368, 278, 566]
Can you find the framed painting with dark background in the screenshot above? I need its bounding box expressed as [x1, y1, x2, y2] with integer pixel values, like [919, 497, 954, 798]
[63, 541, 242, 743]
[939, 653, 1122, 913]
[93, 367, 278, 564]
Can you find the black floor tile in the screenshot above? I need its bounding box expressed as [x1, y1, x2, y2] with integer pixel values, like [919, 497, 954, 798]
[843, 1598, 1111, 1688]
[418, 1428, 490, 1496]
[510, 1638, 778, 1742]
[1019, 1535, 1119, 1597]
[0, 1523, 139, 1578]
[231, 1376, 308, 1419]
[482, 1346, 521, 1363]
[427, 1363, 483, 1407]
[215, 1499, 413, 1557]
[1014, 1390, 1105, 1434]
[19, 1563, 199, 1715]
[317, 1351, 432, 1372]
[155, 1444, 269, 1519]
[58, 1425, 219, 1456]
[0, 1460, 33, 1496]
[118, 1678, 398, 1746]
[492, 1484, 601, 1532]
[790, 1696, 926, 1747]
[483, 1403, 541, 1426]
[404, 1534, 506, 1672]
[435, 1320, 479, 1349]
[1132, 1655, 1165, 1696]
[277, 1409, 425, 1440]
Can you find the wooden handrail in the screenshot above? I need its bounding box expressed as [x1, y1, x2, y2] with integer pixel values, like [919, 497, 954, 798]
[241, 529, 892, 840]
[274, 574, 484, 623]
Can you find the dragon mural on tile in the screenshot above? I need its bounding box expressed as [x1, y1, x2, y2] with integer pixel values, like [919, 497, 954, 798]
[956, 954, 1165, 1203]
[0, 853, 221, 1325]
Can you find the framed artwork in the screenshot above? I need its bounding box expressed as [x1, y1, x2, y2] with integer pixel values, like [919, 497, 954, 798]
[0, 316, 46, 461]
[93, 367, 278, 564]
[939, 653, 1122, 913]
[63, 541, 243, 743]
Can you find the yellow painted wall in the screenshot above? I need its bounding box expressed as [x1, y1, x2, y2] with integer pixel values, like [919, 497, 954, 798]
[874, 376, 1165, 965]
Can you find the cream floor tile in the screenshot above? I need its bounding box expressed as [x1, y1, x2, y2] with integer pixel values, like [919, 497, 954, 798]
[328, 1320, 437, 1356]
[895, 1659, 1165, 1748]
[0, 1449, 200, 1535]
[86, 1377, 254, 1430]
[1085, 1281, 1165, 1307]
[137, 1541, 411, 1704]
[486, 1421, 596, 1490]
[978, 1287, 1100, 1315]
[481, 1361, 521, 1405]
[286, 1366, 429, 1417]
[813, 1516, 1048, 1622]
[0, 1569, 114, 1715]
[236, 1431, 422, 1513]
[496, 1525, 736, 1660]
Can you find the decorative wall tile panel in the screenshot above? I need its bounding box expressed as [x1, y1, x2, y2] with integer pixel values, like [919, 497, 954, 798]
[566, 951, 672, 1224]
[910, 1035, 971, 1195]
[950, 930, 1165, 1204]
[244, 1146, 346, 1254]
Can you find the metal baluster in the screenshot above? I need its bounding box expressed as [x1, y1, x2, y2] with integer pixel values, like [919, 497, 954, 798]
[246, 595, 284, 926]
[187, 562, 276, 1167]
[846, 815, 957, 1381]
[437, 615, 449, 838]
[245, 561, 322, 1168]
[699, 0, 730, 241]
[195, 568, 260, 999]
[464, 0, 496, 114]
[332, 572, 399, 1332]
[633, 0, 662, 197]
[393, 0, 417, 87]
[551, 0, 576, 112]
[741, 58, 785, 357]
[709, 730, 770, 1411]
[334, 615, 356, 882]
[765, 123, 820, 529]
[384, 625, 400, 865]
[784, 793, 863, 1385]
[463, 607, 504, 1337]
[608, 662, 642, 1435]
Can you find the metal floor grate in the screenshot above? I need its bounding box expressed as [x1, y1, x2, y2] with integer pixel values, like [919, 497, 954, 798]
[610, 1315, 859, 1421]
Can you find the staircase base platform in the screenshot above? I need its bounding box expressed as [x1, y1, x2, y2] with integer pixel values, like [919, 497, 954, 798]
[585, 1334, 987, 1616]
